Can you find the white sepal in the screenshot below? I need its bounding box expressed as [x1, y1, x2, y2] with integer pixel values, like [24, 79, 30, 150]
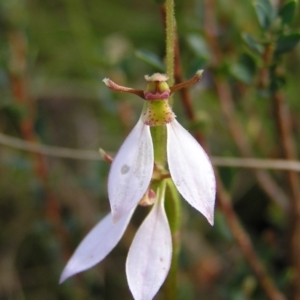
[108, 119, 154, 222]
[59, 209, 134, 284]
[167, 119, 216, 225]
[126, 197, 172, 300]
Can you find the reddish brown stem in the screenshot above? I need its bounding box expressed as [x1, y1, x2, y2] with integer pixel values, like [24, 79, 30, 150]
[202, 0, 289, 211]
[8, 30, 68, 253]
[214, 79, 289, 211]
[171, 1, 288, 298]
[216, 173, 286, 300]
[174, 71, 287, 300]
[257, 44, 274, 90]
[256, 19, 300, 297]
[173, 25, 206, 146]
[273, 91, 300, 299]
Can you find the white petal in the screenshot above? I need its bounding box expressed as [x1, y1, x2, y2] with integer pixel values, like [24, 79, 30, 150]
[167, 119, 216, 225]
[59, 209, 134, 283]
[108, 119, 154, 222]
[126, 198, 172, 300]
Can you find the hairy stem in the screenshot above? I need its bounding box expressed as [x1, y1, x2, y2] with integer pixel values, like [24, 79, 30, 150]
[163, 179, 181, 300]
[161, 0, 179, 299]
[165, 0, 175, 87]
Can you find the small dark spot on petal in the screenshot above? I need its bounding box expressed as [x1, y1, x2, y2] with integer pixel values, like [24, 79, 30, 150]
[121, 164, 130, 174]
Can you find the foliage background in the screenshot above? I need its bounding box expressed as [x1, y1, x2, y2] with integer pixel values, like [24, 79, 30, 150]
[0, 0, 299, 299]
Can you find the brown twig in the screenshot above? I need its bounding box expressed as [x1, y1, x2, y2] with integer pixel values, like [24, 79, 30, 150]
[174, 62, 287, 300]
[214, 79, 289, 211]
[273, 90, 300, 299]
[174, 58, 287, 300]
[257, 44, 274, 90]
[216, 173, 286, 300]
[173, 34, 205, 145]
[202, 0, 289, 211]
[2, 132, 300, 171]
[174, 64, 287, 300]
[256, 23, 300, 298]
[7, 29, 70, 268]
[171, 1, 288, 298]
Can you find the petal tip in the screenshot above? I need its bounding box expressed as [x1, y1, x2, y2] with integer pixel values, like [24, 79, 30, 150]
[204, 207, 215, 226]
[126, 199, 172, 300]
[59, 269, 70, 284]
[208, 215, 214, 226]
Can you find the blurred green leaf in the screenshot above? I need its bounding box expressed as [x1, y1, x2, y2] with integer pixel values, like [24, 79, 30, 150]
[253, 0, 276, 29]
[188, 57, 208, 76]
[253, 3, 268, 28]
[242, 33, 264, 54]
[135, 49, 165, 72]
[270, 71, 287, 91]
[279, 0, 298, 26]
[4, 103, 28, 119]
[275, 32, 300, 54]
[186, 34, 210, 60]
[230, 63, 253, 84]
[214, 211, 233, 242]
[228, 53, 257, 84]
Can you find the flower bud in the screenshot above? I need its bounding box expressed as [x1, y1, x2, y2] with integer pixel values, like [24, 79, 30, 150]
[139, 189, 156, 206]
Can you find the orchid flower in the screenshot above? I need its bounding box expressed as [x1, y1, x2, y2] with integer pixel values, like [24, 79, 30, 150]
[105, 71, 215, 225]
[60, 71, 216, 300]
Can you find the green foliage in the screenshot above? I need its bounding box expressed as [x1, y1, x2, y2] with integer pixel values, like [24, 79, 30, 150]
[279, 0, 298, 26]
[242, 33, 264, 54]
[275, 32, 300, 54]
[253, 0, 276, 29]
[229, 53, 257, 84]
[135, 49, 165, 71]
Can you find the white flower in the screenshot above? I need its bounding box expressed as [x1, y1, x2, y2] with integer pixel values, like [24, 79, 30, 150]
[108, 117, 215, 225]
[60, 186, 172, 300]
[60, 71, 216, 300]
[105, 71, 215, 225]
[60, 115, 215, 299]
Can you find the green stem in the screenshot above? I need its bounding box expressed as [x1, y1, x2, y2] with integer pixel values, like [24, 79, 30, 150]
[163, 179, 181, 300]
[163, 1, 180, 299]
[150, 125, 167, 167]
[165, 0, 175, 87]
